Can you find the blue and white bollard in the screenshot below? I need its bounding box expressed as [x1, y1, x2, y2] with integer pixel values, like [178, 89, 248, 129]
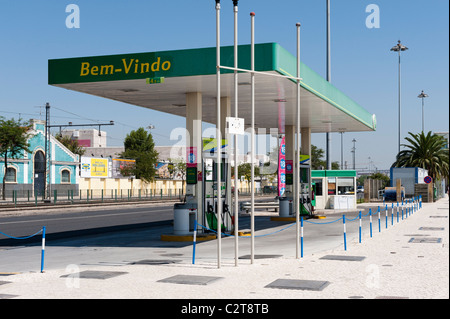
[192, 220, 197, 264]
[391, 203, 394, 226]
[343, 215, 347, 251]
[378, 206, 381, 233]
[385, 205, 388, 229]
[359, 211, 362, 244]
[40, 226, 46, 273]
[397, 202, 399, 223]
[301, 216, 304, 258]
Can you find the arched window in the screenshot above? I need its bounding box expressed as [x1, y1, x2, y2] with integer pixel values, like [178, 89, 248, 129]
[5, 167, 17, 183]
[61, 169, 71, 183]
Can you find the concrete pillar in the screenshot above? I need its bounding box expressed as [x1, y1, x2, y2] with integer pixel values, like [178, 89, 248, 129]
[396, 179, 402, 203]
[301, 127, 312, 212]
[364, 178, 371, 203]
[186, 92, 203, 224]
[301, 127, 311, 157]
[285, 125, 295, 195]
[220, 97, 230, 137]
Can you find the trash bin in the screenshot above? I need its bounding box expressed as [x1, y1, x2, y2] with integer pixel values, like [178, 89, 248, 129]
[173, 203, 197, 235]
[279, 197, 293, 217]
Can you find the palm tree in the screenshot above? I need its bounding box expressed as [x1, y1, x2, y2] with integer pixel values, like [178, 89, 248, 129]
[392, 131, 449, 181]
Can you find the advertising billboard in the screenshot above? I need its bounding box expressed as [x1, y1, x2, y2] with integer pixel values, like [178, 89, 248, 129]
[80, 157, 109, 178]
[111, 158, 136, 178]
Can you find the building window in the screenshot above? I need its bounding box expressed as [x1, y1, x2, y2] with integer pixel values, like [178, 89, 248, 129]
[61, 170, 71, 183]
[5, 167, 17, 183]
[337, 178, 354, 195]
[313, 179, 323, 196]
[327, 177, 336, 195]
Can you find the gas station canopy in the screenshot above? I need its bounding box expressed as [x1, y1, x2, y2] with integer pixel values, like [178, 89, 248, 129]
[48, 43, 376, 133]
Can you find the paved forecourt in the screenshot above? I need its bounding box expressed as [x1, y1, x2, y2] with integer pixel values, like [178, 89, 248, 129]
[0, 196, 448, 299]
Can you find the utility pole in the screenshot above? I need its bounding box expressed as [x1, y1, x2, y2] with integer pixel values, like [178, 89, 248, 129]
[44, 103, 50, 200]
[351, 138, 356, 170]
[326, 0, 332, 170]
[43, 103, 114, 201]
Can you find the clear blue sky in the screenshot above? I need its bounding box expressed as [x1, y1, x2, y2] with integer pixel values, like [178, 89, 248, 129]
[0, 0, 448, 171]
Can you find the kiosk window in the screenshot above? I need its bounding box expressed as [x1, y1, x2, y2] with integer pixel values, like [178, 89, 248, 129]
[337, 178, 354, 195]
[327, 177, 336, 195]
[313, 179, 323, 196]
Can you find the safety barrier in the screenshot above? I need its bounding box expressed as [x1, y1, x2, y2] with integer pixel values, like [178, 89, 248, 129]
[191, 195, 422, 264]
[0, 226, 46, 273]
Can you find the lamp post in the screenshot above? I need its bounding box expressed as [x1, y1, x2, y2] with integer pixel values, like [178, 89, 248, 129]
[390, 40, 408, 154]
[417, 90, 429, 132]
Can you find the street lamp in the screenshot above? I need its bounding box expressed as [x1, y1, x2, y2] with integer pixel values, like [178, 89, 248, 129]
[390, 40, 408, 154]
[417, 90, 429, 132]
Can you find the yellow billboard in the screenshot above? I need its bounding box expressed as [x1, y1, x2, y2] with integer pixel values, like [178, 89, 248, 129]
[80, 157, 109, 178]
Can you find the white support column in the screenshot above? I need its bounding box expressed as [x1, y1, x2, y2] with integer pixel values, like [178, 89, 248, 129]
[301, 127, 311, 158]
[285, 125, 295, 196]
[186, 92, 203, 228]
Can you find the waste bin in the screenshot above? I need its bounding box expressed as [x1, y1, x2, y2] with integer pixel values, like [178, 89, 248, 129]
[279, 197, 293, 217]
[173, 203, 197, 235]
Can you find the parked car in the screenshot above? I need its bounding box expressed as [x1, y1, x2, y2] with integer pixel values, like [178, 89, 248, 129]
[263, 185, 277, 194]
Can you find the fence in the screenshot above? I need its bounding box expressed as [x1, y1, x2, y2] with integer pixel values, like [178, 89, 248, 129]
[0, 226, 46, 273]
[192, 196, 422, 264]
[0, 187, 271, 207]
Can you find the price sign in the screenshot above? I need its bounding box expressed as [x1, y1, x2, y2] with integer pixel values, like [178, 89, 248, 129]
[146, 77, 165, 84]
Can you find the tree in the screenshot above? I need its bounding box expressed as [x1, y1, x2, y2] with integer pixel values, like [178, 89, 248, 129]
[392, 131, 449, 181]
[168, 157, 187, 191]
[120, 127, 158, 183]
[311, 144, 340, 170]
[55, 134, 85, 156]
[234, 163, 260, 182]
[368, 172, 390, 189]
[0, 117, 32, 200]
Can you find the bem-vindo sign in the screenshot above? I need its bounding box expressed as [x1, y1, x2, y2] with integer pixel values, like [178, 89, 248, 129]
[80, 57, 172, 77]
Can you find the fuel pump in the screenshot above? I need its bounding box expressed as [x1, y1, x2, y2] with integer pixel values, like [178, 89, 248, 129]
[299, 164, 312, 216]
[202, 152, 232, 232]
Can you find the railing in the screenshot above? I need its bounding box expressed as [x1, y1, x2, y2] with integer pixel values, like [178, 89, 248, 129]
[0, 187, 273, 208]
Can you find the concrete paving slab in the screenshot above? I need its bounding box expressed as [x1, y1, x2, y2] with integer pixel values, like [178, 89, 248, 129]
[131, 259, 181, 265]
[0, 294, 19, 299]
[157, 275, 224, 286]
[60, 270, 128, 280]
[408, 237, 442, 244]
[419, 227, 445, 231]
[319, 255, 366, 261]
[265, 279, 330, 291]
[239, 254, 283, 259]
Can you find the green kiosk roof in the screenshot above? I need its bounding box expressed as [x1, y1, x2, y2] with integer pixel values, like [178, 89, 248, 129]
[48, 43, 376, 133]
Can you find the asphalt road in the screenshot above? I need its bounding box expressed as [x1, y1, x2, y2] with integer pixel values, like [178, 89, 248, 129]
[0, 203, 175, 245]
